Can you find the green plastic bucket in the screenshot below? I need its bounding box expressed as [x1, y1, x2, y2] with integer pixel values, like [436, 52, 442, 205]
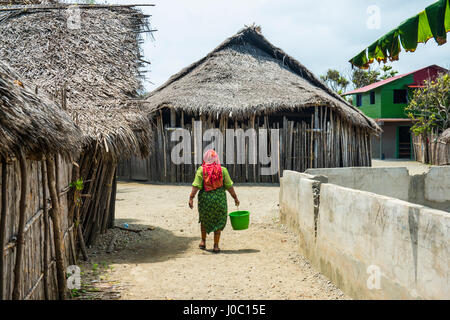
[229, 211, 250, 230]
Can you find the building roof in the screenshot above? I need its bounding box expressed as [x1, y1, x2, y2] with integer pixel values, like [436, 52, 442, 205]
[344, 65, 448, 95]
[0, 4, 153, 157]
[144, 26, 380, 133]
[0, 62, 81, 158]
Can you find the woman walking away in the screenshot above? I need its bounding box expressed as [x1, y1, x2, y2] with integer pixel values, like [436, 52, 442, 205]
[188, 149, 239, 253]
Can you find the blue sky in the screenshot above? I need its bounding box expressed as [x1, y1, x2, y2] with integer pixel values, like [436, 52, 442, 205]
[105, 0, 450, 92]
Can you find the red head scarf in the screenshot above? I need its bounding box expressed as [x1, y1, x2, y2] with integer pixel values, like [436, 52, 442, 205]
[202, 149, 223, 191]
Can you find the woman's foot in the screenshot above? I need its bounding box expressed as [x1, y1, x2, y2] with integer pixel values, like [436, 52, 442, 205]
[199, 240, 206, 250]
[213, 244, 220, 253]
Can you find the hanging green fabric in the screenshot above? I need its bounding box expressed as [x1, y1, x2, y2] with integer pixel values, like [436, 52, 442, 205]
[425, 0, 447, 44]
[367, 41, 378, 63]
[445, 0, 450, 31]
[398, 15, 419, 52]
[350, 49, 369, 69]
[350, 0, 450, 69]
[417, 10, 434, 43]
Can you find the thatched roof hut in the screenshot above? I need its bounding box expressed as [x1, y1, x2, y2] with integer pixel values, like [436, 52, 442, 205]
[145, 26, 380, 133]
[0, 60, 84, 300]
[120, 26, 380, 184]
[0, 3, 152, 156]
[0, 3, 155, 249]
[0, 61, 80, 158]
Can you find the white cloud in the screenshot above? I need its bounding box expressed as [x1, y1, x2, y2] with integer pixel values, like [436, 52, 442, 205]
[106, 0, 450, 91]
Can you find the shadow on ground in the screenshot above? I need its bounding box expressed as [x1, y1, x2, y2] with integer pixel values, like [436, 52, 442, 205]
[90, 221, 196, 265]
[88, 218, 261, 266]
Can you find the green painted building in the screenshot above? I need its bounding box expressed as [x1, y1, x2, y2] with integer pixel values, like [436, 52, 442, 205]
[344, 65, 447, 159]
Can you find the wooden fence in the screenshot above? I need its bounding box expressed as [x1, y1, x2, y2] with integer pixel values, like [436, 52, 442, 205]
[413, 133, 450, 165]
[118, 106, 373, 183]
[0, 155, 77, 300]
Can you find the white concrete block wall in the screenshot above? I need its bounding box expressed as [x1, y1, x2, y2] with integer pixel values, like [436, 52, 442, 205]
[306, 167, 410, 201]
[424, 166, 450, 203]
[279, 169, 450, 300]
[416, 208, 450, 299]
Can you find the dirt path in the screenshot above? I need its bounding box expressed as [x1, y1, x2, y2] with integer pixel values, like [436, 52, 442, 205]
[83, 183, 347, 300]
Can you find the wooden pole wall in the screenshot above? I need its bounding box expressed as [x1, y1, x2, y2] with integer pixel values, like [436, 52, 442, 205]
[46, 155, 67, 300]
[0, 159, 7, 299]
[0, 154, 77, 300]
[118, 107, 374, 183]
[12, 152, 28, 300]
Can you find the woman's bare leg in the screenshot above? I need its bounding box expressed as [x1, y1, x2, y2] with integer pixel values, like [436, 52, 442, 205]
[199, 224, 206, 249]
[213, 230, 221, 252]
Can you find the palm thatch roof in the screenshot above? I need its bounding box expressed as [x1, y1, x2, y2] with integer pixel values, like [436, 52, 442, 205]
[145, 26, 380, 133]
[0, 61, 81, 158]
[0, 3, 153, 157]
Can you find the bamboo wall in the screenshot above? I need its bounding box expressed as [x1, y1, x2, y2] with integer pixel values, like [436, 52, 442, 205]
[119, 106, 373, 183]
[76, 151, 117, 247]
[413, 133, 450, 165]
[0, 156, 76, 300]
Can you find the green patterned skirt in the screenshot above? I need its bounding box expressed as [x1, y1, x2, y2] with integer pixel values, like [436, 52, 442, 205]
[198, 187, 228, 234]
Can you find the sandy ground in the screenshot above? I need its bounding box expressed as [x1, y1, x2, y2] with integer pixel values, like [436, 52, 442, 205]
[81, 184, 347, 300]
[75, 160, 431, 300]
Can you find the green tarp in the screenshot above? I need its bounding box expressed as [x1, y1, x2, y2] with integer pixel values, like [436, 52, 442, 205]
[350, 0, 450, 69]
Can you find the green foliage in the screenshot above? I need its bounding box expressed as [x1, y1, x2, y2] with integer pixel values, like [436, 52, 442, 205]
[320, 69, 349, 94]
[70, 288, 80, 298]
[405, 73, 450, 135]
[379, 65, 399, 80]
[69, 178, 84, 191]
[351, 65, 399, 89]
[70, 178, 83, 208]
[351, 68, 380, 89]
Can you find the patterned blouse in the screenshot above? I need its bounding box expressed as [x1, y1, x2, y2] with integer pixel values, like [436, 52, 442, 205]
[192, 166, 234, 190]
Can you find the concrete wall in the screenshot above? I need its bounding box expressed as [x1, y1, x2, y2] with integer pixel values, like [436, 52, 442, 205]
[306, 166, 450, 212]
[280, 169, 450, 300]
[306, 167, 410, 201]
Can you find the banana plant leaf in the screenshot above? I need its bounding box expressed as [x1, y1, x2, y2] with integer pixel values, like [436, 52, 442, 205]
[350, 0, 450, 69]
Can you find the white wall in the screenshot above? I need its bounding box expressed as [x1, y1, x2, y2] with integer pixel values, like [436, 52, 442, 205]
[280, 170, 450, 300]
[305, 167, 410, 201]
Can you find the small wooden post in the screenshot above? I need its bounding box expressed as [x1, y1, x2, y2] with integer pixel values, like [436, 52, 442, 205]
[101, 160, 117, 233]
[41, 159, 50, 300]
[12, 151, 28, 300]
[0, 159, 7, 300]
[46, 154, 67, 300]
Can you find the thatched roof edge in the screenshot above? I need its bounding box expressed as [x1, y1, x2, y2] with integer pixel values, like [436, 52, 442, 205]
[148, 26, 380, 133]
[0, 3, 153, 158]
[0, 62, 82, 158]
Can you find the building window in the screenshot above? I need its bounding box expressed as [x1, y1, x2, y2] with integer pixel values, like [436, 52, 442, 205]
[356, 94, 362, 107]
[393, 89, 407, 104]
[370, 91, 375, 105]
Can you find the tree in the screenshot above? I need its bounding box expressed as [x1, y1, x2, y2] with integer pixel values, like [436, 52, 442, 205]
[379, 65, 399, 80]
[349, 65, 399, 89]
[350, 68, 380, 89]
[405, 73, 450, 135]
[320, 69, 349, 94]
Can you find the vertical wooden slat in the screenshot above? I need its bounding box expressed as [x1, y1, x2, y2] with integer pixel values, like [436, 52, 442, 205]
[12, 152, 28, 300]
[41, 160, 50, 300]
[46, 155, 67, 300]
[0, 159, 7, 300]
